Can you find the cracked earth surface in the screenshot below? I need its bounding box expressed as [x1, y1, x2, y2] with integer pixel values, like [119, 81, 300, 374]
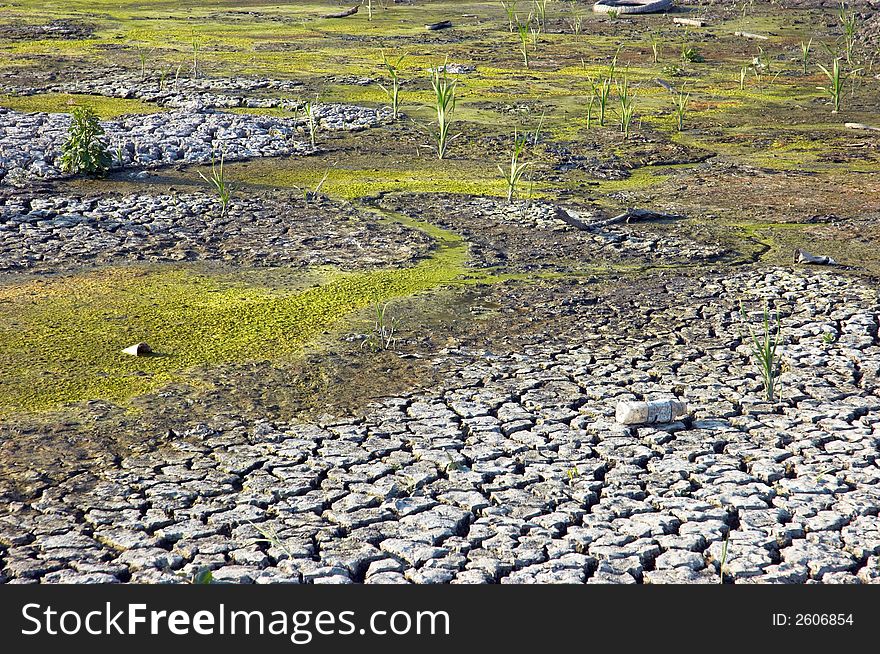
[2, 267, 878, 584]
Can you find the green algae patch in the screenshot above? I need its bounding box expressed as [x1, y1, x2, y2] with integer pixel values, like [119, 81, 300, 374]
[232, 156, 545, 200]
[0, 221, 468, 414]
[0, 93, 163, 119]
[595, 166, 675, 193]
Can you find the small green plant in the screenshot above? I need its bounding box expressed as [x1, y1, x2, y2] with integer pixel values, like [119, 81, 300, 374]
[301, 99, 319, 147]
[498, 128, 533, 203]
[363, 0, 374, 21]
[590, 75, 613, 127]
[616, 74, 636, 140]
[378, 52, 405, 120]
[529, 15, 542, 50]
[681, 43, 704, 63]
[566, 467, 579, 486]
[248, 521, 298, 560]
[650, 32, 662, 64]
[189, 568, 214, 584]
[533, 0, 547, 30]
[114, 141, 125, 167]
[501, 0, 518, 32]
[673, 88, 690, 131]
[428, 61, 458, 159]
[608, 46, 621, 82]
[740, 300, 782, 402]
[821, 331, 836, 345]
[515, 16, 531, 68]
[607, 8, 619, 20]
[291, 163, 336, 203]
[749, 50, 781, 94]
[363, 301, 399, 351]
[755, 45, 772, 74]
[530, 110, 546, 145]
[817, 57, 859, 113]
[198, 151, 232, 216]
[718, 535, 730, 584]
[567, 3, 584, 36]
[135, 43, 153, 82]
[191, 30, 201, 79]
[800, 38, 813, 75]
[739, 64, 749, 90]
[838, 2, 858, 64]
[59, 106, 111, 177]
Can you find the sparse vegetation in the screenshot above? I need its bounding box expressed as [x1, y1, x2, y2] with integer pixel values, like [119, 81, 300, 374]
[818, 57, 859, 113]
[516, 15, 531, 68]
[301, 99, 319, 148]
[501, 0, 518, 32]
[191, 30, 201, 79]
[198, 150, 232, 216]
[681, 43, 704, 63]
[740, 300, 782, 402]
[59, 106, 111, 176]
[532, 0, 547, 31]
[498, 128, 532, 202]
[616, 74, 636, 140]
[838, 2, 858, 64]
[800, 38, 813, 75]
[378, 52, 405, 120]
[672, 88, 690, 132]
[427, 62, 458, 159]
[566, 2, 585, 36]
[592, 76, 613, 126]
[650, 32, 662, 64]
[363, 301, 399, 351]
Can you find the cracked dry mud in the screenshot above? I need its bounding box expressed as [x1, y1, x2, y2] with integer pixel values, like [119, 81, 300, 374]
[2, 267, 878, 585]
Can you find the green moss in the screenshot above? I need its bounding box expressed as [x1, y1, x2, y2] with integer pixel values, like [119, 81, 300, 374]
[232, 157, 547, 200]
[0, 93, 163, 118]
[595, 165, 675, 193]
[0, 208, 470, 414]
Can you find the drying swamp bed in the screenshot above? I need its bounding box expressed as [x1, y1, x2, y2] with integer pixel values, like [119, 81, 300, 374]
[0, 0, 879, 584]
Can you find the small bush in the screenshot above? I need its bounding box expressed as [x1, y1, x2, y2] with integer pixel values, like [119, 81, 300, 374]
[60, 106, 111, 176]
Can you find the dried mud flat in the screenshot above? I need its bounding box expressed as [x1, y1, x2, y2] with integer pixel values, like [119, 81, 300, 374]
[0, 0, 879, 584]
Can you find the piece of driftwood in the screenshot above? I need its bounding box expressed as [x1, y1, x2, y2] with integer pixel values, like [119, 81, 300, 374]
[426, 20, 453, 30]
[735, 31, 770, 40]
[673, 17, 707, 27]
[552, 207, 593, 231]
[616, 399, 688, 425]
[794, 249, 837, 266]
[594, 0, 672, 14]
[845, 122, 880, 132]
[322, 5, 358, 19]
[604, 208, 682, 226]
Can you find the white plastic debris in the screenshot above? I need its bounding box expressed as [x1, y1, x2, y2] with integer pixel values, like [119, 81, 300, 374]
[794, 249, 837, 266]
[616, 399, 688, 425]
[122, 342, 152, 357]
